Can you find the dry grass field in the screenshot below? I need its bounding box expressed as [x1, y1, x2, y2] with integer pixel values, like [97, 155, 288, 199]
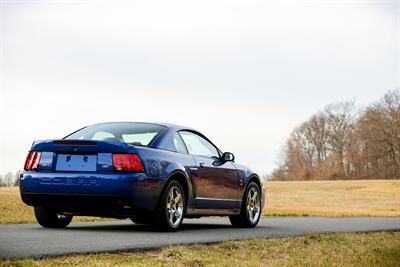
[0, 180, 399, 224]
[264, 180, 400, 217]
[0, 187, 111, 224]
[2, 232, 399, 266]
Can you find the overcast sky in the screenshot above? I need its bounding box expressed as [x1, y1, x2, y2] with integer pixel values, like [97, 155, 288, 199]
[0, 0, 399, 175]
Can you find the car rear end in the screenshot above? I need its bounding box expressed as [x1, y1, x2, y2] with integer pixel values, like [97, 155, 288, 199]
[20, 123, 167, 218]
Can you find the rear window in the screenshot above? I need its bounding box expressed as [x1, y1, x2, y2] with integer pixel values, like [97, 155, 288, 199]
[65, 122, 165, 146]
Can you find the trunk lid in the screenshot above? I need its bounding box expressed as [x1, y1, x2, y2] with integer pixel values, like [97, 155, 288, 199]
[32, 139, 131, 153]
[30, 139, 134, 172]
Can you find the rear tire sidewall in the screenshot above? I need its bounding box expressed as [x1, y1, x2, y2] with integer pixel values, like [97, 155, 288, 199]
[34, 206, 73, 228]
[156, 180, 185, 231]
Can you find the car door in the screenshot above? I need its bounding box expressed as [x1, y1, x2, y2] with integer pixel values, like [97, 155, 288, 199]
[179, 131, 239, 209]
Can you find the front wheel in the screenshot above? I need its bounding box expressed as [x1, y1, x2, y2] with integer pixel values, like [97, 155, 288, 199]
[229, 182, 261, 228]
[34, 206, 73, 228]
[154, 180, 185, 231]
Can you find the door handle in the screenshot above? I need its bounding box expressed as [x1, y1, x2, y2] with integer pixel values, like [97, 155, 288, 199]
[199, 163, 206, 168]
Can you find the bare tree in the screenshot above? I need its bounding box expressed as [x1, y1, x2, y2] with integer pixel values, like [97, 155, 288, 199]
[307, 113, 329, 165]
[324, 101, 357, 178]
[3, 172, 15, 187]
[271, 90, 400, 181]
[14, 170, 21, 186]
[355, 90, 400, 179]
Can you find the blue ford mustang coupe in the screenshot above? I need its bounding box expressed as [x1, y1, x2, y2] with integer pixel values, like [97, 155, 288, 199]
[20, 122, 264, 231]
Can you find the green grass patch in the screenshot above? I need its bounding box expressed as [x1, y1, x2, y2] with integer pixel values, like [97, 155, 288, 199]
[1, 231, 399, 266]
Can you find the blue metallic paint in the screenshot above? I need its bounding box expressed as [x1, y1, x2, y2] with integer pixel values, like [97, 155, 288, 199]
[20, 122, 264, 218]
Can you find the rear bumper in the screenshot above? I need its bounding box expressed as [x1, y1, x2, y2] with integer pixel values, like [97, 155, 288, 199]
[21, 194, 135, 217]
[19, 171, 167, 214]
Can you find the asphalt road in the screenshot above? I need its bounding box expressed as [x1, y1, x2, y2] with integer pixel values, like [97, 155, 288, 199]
[1, 217, 399, 259]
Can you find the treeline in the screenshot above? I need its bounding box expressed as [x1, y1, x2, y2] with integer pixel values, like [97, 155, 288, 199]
[271, 90, 400, 181]
[0, 171, 21, 187]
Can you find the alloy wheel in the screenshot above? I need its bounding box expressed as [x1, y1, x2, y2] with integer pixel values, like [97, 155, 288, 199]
[246, 187, 261, 223]
[166, 185, 184, 227]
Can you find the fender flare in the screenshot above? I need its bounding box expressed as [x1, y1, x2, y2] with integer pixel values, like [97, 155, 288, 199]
[159, 169, 194, 209]
[241, 174, 264, 210]
[244, 174, 262, 193]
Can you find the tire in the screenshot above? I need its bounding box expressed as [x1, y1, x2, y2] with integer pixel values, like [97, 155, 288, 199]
[229, 181, 261, 228]
[154, 180, 185, 231]
[34, 206, 73, 228]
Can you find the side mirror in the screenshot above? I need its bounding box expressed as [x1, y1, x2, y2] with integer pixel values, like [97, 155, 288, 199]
[222, 152, 235, 162]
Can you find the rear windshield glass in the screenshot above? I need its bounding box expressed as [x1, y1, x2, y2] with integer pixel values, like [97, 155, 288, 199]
[65, 123, 165, 146]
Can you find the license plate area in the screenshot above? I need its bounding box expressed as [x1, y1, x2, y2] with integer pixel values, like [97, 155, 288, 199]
[56, 154, 97, 172]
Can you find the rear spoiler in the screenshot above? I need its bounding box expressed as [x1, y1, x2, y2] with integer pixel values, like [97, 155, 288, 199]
[52, 140, 97, 146]
[31, 139, 133, 154]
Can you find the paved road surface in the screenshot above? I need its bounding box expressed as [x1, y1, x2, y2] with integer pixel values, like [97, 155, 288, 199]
[1, 217, 399, 259]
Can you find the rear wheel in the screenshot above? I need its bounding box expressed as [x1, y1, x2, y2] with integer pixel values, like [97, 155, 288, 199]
[154, 180, 185, 231]
[34, 206, 73, 228]
[229, 182, 261, 227]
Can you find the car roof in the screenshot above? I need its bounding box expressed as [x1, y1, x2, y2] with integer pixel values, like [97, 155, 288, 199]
[90, 121, 198, 132]
[86, 121, 220, 153]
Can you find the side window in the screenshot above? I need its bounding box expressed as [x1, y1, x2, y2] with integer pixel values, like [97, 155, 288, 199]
[179, 131, 219, 158]
[122, 133, 157, 146]
[173, 133, 188, 154]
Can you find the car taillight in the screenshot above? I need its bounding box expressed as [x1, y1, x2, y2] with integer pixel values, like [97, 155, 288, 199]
[24, 151, 42, 171]
[112, 154, 144, 172]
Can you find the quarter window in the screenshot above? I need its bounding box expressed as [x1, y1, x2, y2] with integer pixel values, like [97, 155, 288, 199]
[179, 131, 219, 158]
[173, 133, 188, 154]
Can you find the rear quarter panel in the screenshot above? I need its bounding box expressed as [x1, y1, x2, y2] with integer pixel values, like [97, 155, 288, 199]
[135, 146, 197, 208]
